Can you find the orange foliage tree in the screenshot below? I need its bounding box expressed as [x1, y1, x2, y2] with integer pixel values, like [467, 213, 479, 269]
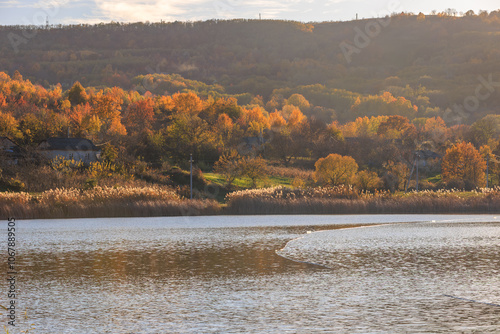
[215, 113, 241, 150]
[238, 106, 270, 136]
[90, 90, 127, 137]
[286, 107, 307, 128]
[377, 115, 415, 139]
[423, 117, 448, 148]
[171, 92, 204, 114]
[442, 142, 486, 187]
[124, 98, 155, 134]
[269, 111, 286, 129]
[67, 103, 98, 138]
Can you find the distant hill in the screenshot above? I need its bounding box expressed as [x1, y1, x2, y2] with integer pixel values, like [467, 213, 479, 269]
[1, 12, 500, 122]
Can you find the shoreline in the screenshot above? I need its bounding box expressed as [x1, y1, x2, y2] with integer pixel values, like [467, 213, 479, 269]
[3, 197, 500, 219]
[3, 186, 500, 220]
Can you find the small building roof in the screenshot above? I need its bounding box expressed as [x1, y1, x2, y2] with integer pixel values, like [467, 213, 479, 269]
[416, 149, 441, 160]
[38, 138, 100, 151]
[243, 137, 262, 145]
[0, 137, 22, 156]
[0, 136, 17, 146]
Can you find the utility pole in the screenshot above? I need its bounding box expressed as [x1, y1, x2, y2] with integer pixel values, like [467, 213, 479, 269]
[416, 152, 419, 192]
[189, 154, 193, 200]
[486, 154, 489, 188]
[405, 158, 416, 193]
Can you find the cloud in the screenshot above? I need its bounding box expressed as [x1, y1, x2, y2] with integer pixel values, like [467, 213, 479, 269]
[91, 0, 311, 22]
[0, 0, 82, 8]
[94, 0, 201, 22]
[0, 0, 395, 24]
[211, 0, 302, 19]
[57, 15, 109, 25]
[0, 0, 21, 6]
[0, 0, 31, 8]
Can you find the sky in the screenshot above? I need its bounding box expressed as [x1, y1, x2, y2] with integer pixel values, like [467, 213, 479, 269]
[0, 0, 499, 26]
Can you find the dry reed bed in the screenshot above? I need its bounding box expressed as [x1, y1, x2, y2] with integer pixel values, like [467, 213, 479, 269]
[224, 186, 500, 215]
[0, 186, 220, 219]
[266, 166, 314, 180]
[4, 186, 500, 218]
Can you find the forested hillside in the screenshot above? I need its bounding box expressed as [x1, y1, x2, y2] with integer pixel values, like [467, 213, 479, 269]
[1, 11, 500, 123]
[1, 12, 500, 198]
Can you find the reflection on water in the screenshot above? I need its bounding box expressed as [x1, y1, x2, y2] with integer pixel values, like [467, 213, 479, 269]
[21, 229, 312, 280]
[278, 222, 500, 332]
[8, 215, 500, 333]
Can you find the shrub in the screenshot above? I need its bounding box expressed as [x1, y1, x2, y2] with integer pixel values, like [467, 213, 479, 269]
[355, 170, 381, 192]
[213, 150, 243, 187]
[6, 177, 25, 191]
[444, 178, 465, 190]
[240, 156, 267, 188]
[84, 178, 98, 189]
[291, 177, 306, 188]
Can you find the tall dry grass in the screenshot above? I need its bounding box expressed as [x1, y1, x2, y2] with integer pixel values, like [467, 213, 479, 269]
[266, 166, 314, 180]
[0, 186, 220, 219]
[224, 186, 500, 215]
[4, 186, 500, 218]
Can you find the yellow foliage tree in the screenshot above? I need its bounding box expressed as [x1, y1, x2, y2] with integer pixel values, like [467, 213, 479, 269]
[314, 153, 358, 186]
[0, 111, 23, 140]
[284, 93, 311, 112]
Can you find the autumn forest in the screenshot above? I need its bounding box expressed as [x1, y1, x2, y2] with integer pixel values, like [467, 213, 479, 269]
[2, 11, 500, 217]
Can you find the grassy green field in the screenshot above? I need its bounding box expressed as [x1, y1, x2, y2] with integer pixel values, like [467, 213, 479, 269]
[427, 175, 442, 184]
[203, 173, 294, 189]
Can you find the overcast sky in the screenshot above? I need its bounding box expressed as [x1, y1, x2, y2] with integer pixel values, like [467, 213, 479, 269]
[0, 0, 498, 26]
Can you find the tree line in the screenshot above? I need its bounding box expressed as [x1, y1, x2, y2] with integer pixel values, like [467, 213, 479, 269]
[1, 13, 500, 123]
[1, 70, 499, 193]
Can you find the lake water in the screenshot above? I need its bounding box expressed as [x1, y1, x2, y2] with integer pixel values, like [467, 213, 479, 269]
[7, 215, 500, 333]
